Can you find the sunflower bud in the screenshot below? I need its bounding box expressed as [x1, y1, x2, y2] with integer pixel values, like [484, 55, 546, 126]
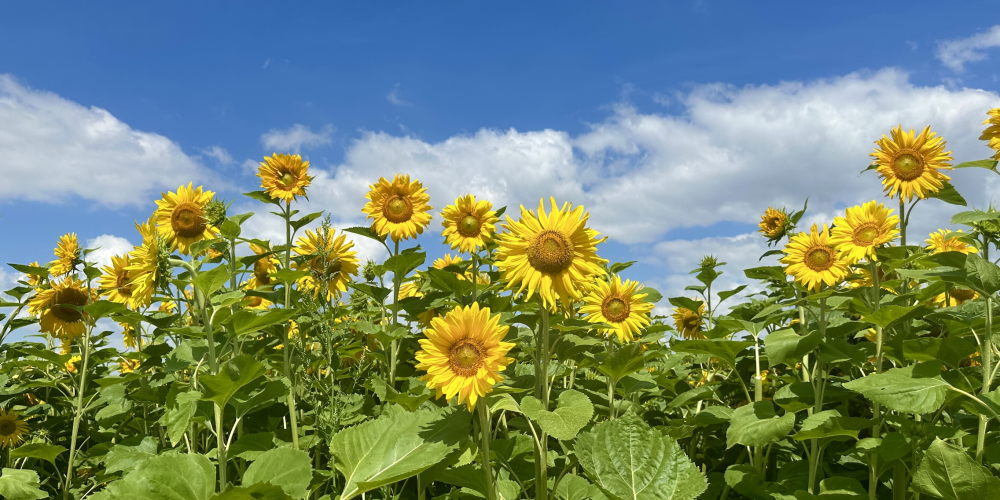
[204, 199, 228, 229]
[699, 255, 722, 271]
[363, 259, 379, 282]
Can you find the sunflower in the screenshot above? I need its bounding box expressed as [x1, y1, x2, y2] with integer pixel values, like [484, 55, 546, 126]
[758, 207, 789, 242]
[49, 233, 80, 276]
[981, 108, 1000, 161]
[671, 301, 707, 340]
[25, 261, 45, 288]
[121, 322, 141, 349]
[926, 229, 978, 255]
[781, 224, 851, 292]
[433, 253, 464, 270]
[441, 194, 499, 253]
[154, 183, 219, 255]
[257, 153, 312, 202]
[99, 254, 135, 307]
[64, 355, 81, 374]
[933, 287, 979, 307]
[29, 276, 97, 340]
[362, 174, 433, 242]
[496, 198, 608, 309]
[127, 216, 164, 309]
[871, 125, 953, 201]
[158, 301, 177, 313]
[293, 228, 360, 300]
[580, 275, 655, 343]
[241, 280, 274, 310]
[249, 242, 280, 288]
[0, 409, 29, 449]
[828, 200, 900, 264]
[119, 359, 140, 374]
[846, 267, 897, 295]
[414, 303, 515, 411]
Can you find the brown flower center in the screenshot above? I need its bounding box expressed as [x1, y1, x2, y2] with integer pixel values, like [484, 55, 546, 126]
[253, 260, 272, 285]
[458, 214, 482, 237]
[115, 271, 133, 297]
[51, 287, 89, 323]
[310, 256, 342, 278]
[805, 246, 835, 272]
[0, 419, 15, 436]
[449, 337, 486, 377]
[602, 297, 630, 323]
[527, 230, 574, 274]
[891, 152, 925, 181]
[170, 201, 208, 238]
[383, 195, 414, 223]
[951, 288, 977, 301]
[248, 296, 263, 308]
[852, 222, 880, 246]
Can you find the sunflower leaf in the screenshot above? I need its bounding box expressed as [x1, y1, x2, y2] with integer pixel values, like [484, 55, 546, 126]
[953, 159, 1000, 173]
[928, 181, 967, 207]
[520, 390, 594, 441]
[0, 468, 46, 500]
[911, 439, 1000, 499]
[243, 190, 282, 206]
[290, 211, 324, 232]
[343, 226, 387, 244]
[727, 401, 795, 448]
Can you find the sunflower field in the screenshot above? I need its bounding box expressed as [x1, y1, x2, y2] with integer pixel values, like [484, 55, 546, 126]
[1, 111, 1000, 500]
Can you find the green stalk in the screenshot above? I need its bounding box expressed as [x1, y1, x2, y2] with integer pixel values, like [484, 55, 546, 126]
[282, 201, 300, 450]
[477, 398, 498, 500]
[978, 237, 993, 463]
[607, 340, 616, 419]
[62, 316, 93, 500]
[535, 300, 551, 500]
[389, 240, 401, 388]
[194, 272, 228, 489]
[869, 259, 884, 499]
[752, 334, 764, 474]
[807, 298, 827, 494]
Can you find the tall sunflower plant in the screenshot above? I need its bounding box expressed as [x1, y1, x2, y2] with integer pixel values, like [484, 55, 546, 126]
[7, 113, 1000, 500]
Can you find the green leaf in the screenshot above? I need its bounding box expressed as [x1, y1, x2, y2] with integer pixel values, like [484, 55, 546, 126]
[911, 439, 1000, 499]
[193, 265, 231, 297]
[384, 251, 426, 278]
[349, 283, 392, 303]
[927, 181, 967, 206]
[200, 355, 265, 408]
[640, 287, 663, 304]
[668, 297, 704, 312]
[230, 308, 298, 336]
[8, 443, 66, 466]
[243, 190, 281, 205]
[726, 401, 795, 448]
[671, 339, 753, 368]
[271, 268, 309, 284]
[342, 225, 387, 244]
[903, 336, 976, 368]
[966, 252, 1000, 294]
[764, 329, 820, 367]
[864, 305, 934, 330]
[842, 362, 951, 414]
[228, 432, 276, 461]
[576, 412, 707, 500]
[290, 211, 324, 232]
[717, 285, 748, 303]
[7, 263, 49, 277]
[953, 159, 1000, 173]
[97, 453, 216, 500]
[83, 300, 130, 319]
[166, 389, 202, 446]
[520, 390, 594, 441]
[0, 468, 46, 500]
[331, 406, 471, 500]
[609, 261, 636, 274]
[554, 474, 599, 500]
[243, 448, 312, 499]
[211, 483, 294, 500]
[597, 343, 661, 383]
[791, 410, 871, 441]
[723, 464, 789, 500]
[104, 437, 158, 473]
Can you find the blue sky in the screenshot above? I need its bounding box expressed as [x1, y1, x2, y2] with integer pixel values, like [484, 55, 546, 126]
[2, 1, 1000, 313]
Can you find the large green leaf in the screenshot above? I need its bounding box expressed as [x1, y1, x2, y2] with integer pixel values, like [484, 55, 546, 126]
[193, 265, 232, 298]
[726, 401, 795, 448]
[211, 483, 294, 500]
[842, 362, 952, 414]
[230, 308, 299, 336]
[520, 389, 594, 441]
[764, 329, 820, 367]
[331, 406, 470, 500]
[965, 253, 1000, 295]
[165, 387, 202, 446]
[791, 410, 871, 442]
[864, 305, 934, 330]
[0, 469, 46, 500]
[384, 251, 426, 279]
[911, 439, 1000, 499]
[8, 442, 66, 466]
[200, 355, 265, 408]
[103, 437, 158, 473]
[94, 452, 216, 500]
[903, 336, 976, 368]
[598, 342, 661, 382]
[723, 464, 790, 500]
[671, 339, 753, 368]
[242, 448, 312, 499]
[576, 412, 707, 500]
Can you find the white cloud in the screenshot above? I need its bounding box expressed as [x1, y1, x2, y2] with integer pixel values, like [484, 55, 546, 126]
[202, 145, 234, 165]
[85, 234, 134, 271]
[937, 25, 1000, 72]
[260, 124, 335, 153]
[387, 84, 410, 107]
[262, 58, 271, 70]
[0, 75, 213, 206]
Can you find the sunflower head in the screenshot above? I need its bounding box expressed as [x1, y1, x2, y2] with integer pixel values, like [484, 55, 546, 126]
[871, 125, 954, 201]
[580, 275, 656, 343]
[154, 183, 219, 255]
[29, 276, 97, 340]
[204, 199, 229, 228]
[127, 216, 171, 309]
[258, 153, 312, 202]
[781, 223, 851, 292]
[362, 174, 433, 242]
[121, 322, 141, 350]
[828, 200, 900, 264]
[926, 229, 978, 255]
[50, 233, 81, 276]
[758, 207, 791, 243]
[671, 300, 707, 340]
[64, 355, 82, 374]
[0, 409, 29, 449]
[119, 359, 140, 374]
[414, 303, 515, 411]
[496, 198, 608, 309]
[25, 261, 46, 289]
[99, 254, 135, 307]
[934, 287, 979, 307]
[293, 228, 360, 300]
[981, 107, 1000, 161]
[441, 194, 499, 253]
[249, 242, 280, 286]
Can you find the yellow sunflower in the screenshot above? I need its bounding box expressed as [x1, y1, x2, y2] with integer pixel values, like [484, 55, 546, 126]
[414, 303, 515, 411]
[362, 174, 433, 242]
[871, 125, 953, 201]
[64, 355, 82, 374]
[158, 300, 177, 313]
[121, 322, 141, 349]
[580, 275, 655, 343]
[25, 261, 45, 288]
[0, 409, 29, 449]
[257, 153, 312, 202]
[249, 242, 280, 288]
[846, 267, 897, 295]
[126, 216, 162, 309]
[119, 359, 140, 374]
[981, 108, 1000, 161]
[29, 276, 97, 340]
[758, 207, 788, 241]
[293, 228, 360, 300]
[49, 233, 80, 276]
[828, 200, 900, 264]
[926, 229, 978, 255]
[154, 183, 219, 255]
[933, 287, 979, 307]
[99, 254, 135, 307]
[241, 280, 274, 310]
[496, 198, 608, 309]
[671, 301, 707, 340]
[781, 223, 850, 292]
[441, 194, 499, 253]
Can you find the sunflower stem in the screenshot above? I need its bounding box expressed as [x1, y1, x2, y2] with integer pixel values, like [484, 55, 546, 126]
[607, 340, 616, 419]
[978, 240, 993, 463]
[390, 239, 401, 389]
[63, 311, 93, 500]
[535, 298, 550, 500]
[477, 398, 498, 500]
[282, 200, 300, 450]
[868, 259, 884, 499]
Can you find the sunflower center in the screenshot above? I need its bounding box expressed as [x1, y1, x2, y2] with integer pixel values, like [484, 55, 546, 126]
[0, 419, 15, 435]
[684, 315, 700, 330]
[171, 201, 208, 238]
[115, 272, 133, 296]
[527, 230, 574, 274]
[804, 246, 835, 272]
[602, 297, 630, 323]
[458, 214, 482, 237]
[952, 288, 977, 301]
[280, 172, 296, 187]
[248, 296, 263, 308]
[449, 338, 486, 377]
[853, 223, 880, 246]
[253, 260, 272, 285]
[310, 257, 342, 278]
[383, 195, 414, 223]
[891, 152, 925, 181]
[51, 287, 89, 323]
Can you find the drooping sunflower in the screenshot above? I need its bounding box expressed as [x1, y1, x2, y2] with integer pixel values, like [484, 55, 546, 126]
[362, 174, 433, 242]
[121, 322, 141, 350]
[758, 207, 789, 242]
[0, 409, 29, 449]
[49, 233, 80, 276]
[580, 275, 655, 343]
[496, 198, 608, 309]
[926, 229, 978, 255]
[981, 108, 1000, 161]
[29, 276, 97, 340]
[871, 125, 953, 201]
[414, 303, 515, 411]
[25, 261, 45, 289]
[99, 254, 135, 307]
[933, 287, 979, 308]
[154, 183, 219, 255]
[241, 280, 274, 310]
[781, 223, 850, 292]
[671, 300, 707, 340]
[257, 153, 312, 202]
[828, 200, 900, 264]
[64, 355, 81, 373]
[119, 359, 140, 374]
[247, 242, 280, 289]
[127, 216, 165, 309]
[293, 228, 360, 300]
[441, 194, 499, 253]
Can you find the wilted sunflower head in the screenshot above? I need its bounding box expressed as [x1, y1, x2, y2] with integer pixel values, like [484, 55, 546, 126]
[362, 174, 433, 242]
[441, 194, 499, 253]
[257, 153, 312, 202]
[981, 107, 1000, 161]
[671, 300, 707, 340]
[871, 125, 953, 201]
[926, 229, 978, 255]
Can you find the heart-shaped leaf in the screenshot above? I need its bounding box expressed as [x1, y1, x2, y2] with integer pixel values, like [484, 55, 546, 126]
[521, 389, 594, 441]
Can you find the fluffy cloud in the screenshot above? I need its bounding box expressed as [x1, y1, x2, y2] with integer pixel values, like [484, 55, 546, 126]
[202, 145, 234, 166]
[260, 124, 335, 153]
[0, 75, 212, 206]
[387, 84, 411, 107]
[85, 234, 135, 271]
[937, 25, 1000, 72]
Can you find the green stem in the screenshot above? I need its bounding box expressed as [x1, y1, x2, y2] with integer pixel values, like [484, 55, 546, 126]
[478, 399, 497, 500]
[535, 300, 550, 500]
[607, 340, 616, 419]
[868, 258, 884, 499]
[62, 319, 92, 500]
[389, 240, 401, 388]
[282, 201, 300, 450]
[753, 334, 764, 474]
[979, 293, 994, 463]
